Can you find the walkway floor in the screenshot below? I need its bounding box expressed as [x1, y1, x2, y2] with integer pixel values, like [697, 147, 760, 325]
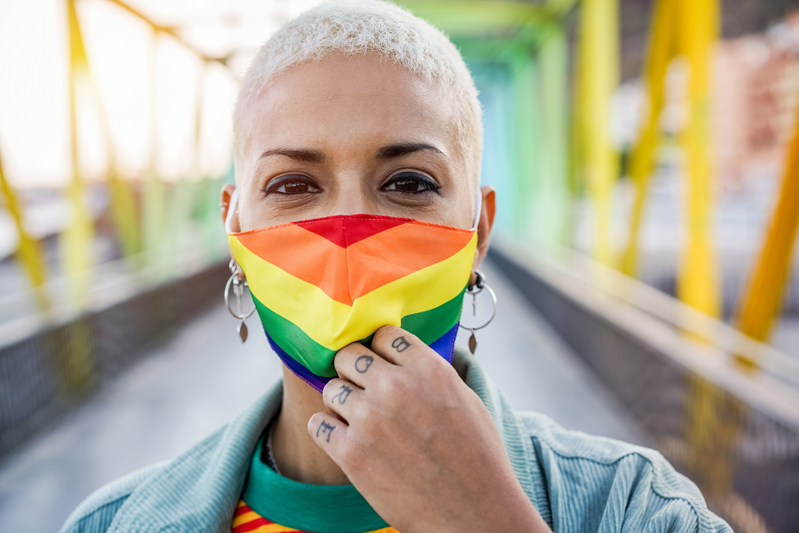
[0, 260, 648, 533]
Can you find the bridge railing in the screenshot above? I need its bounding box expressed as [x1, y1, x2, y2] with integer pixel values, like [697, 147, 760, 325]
[491, 239, 799, 533]
[0, 258, 230, 463]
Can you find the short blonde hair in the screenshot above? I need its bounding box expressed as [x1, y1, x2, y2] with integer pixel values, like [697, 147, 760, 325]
[233, 0, 483, 186]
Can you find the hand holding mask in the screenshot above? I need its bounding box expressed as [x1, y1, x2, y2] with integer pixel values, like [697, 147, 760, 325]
[226, 190, 478, 392]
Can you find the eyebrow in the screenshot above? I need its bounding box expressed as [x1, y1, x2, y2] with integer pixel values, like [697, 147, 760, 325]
[257, 142, 444, 163]
[376, 143, 444, 159]
[258, 148, 325, 163]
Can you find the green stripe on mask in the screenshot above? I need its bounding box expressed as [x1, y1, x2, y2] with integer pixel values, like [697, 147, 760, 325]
[253, 285, 465, 377]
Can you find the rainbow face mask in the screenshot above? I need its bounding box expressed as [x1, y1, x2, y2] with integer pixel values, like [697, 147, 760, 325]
[226, 190, 479, 392]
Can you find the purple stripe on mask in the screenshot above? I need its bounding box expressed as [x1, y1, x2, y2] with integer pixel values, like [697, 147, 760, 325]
[265, 331, 332, 392]
[265, 323, 461, 393]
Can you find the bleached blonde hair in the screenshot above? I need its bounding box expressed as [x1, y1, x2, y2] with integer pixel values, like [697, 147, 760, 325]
[233, 0, 483, 186]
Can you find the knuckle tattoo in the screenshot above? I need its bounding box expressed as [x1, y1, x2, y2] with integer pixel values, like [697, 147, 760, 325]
[332, 384, 352, 404]
[316, 420, 336, 443]
[354, 355, 374, 373]
[391, 336, 410, 352]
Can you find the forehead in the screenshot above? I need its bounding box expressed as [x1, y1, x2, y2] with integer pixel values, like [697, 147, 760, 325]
[239, 54, 460, 163]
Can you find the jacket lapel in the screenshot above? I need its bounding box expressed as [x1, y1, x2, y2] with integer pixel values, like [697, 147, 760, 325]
[108, 382, 283, 533]
[452, 348, 549, 518]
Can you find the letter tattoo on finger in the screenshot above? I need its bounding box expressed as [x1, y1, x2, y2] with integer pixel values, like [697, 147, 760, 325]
[316, 421, 336, 443]
[391, 336, 410, 352]
[332, 384, 352, 404]
[355, 355, 374, 373]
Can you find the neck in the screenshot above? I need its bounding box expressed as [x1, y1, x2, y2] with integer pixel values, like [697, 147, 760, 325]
[271, 366, 350, 485]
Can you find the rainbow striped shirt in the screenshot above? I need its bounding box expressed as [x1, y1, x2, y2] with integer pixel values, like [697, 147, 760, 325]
[233, 434, 395, 533]
[232, 501, 398, 533]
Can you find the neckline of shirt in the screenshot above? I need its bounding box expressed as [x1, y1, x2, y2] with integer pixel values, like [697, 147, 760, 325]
[242, 433, 389, 533]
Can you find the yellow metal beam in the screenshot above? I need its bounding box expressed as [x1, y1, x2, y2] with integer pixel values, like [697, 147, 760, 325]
[619, 0, 720, 316]
[675, 0, 721, 317]
[736, 97, 799, 350]
[59, 0, 95, 396]
[63, 0, 94, 309]
[0, 146, 49, 311]
[620, 0, 676, 276]
[575, 0, 620, 265]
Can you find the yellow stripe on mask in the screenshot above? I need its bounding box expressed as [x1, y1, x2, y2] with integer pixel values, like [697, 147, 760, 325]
[229, 234, 477, 351]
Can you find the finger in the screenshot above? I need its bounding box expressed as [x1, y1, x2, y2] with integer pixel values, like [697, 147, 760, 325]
[307, 412, 348, 460]
[371, 325, 428, 365]
[322, 378, 363, 422]
[334, 342, 392, 388]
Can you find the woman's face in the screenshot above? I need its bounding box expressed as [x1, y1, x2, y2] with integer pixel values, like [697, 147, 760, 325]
[225, 54, 485, 233]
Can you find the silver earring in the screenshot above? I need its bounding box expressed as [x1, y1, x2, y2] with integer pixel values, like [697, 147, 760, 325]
[225, 259, 256, 343]
[458, 270, 497, 354]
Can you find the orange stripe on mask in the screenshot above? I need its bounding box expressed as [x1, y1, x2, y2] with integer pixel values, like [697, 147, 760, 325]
[234, 220, 475, 306]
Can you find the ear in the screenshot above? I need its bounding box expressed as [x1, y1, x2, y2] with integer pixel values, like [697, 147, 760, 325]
[470, 185, 496, 286]
[220, 184, 239, 232]
[221, 184, 247, 279]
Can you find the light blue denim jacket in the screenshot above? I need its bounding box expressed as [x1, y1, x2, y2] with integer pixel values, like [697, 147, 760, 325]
[60, 348, 732, 533]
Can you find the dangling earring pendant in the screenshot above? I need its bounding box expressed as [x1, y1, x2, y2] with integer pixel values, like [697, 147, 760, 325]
[459, 270, 497, 355]
[468, 328, 478, 354]
[225, 259, 256, 343]
[237, 322, 248, 343]
[235, 282, 249, 343]
[467, 290, 479, 353]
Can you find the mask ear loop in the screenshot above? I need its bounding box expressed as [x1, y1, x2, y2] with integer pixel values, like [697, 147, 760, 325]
[470, 190, 482, 231]
[470, 189, 482, 264]
[225, 188, 239, 234]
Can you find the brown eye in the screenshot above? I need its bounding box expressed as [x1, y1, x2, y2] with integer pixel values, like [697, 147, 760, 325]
[382, 172, 441, 194]
[265, 174, 321, 196]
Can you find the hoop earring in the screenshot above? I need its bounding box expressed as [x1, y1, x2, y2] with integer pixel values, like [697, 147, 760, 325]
[225, 259, 256, 343]
[458, 269, 497, 354]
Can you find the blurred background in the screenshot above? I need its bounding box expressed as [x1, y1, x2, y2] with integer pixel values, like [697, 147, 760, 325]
[0, 0, 798, 531]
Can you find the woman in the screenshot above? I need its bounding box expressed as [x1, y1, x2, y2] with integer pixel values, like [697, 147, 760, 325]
[62, 1, 731, 532]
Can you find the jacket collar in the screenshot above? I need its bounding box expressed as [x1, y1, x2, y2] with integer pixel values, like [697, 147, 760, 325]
[451, 349, 547, 512]
[108, 348, 543, 532]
